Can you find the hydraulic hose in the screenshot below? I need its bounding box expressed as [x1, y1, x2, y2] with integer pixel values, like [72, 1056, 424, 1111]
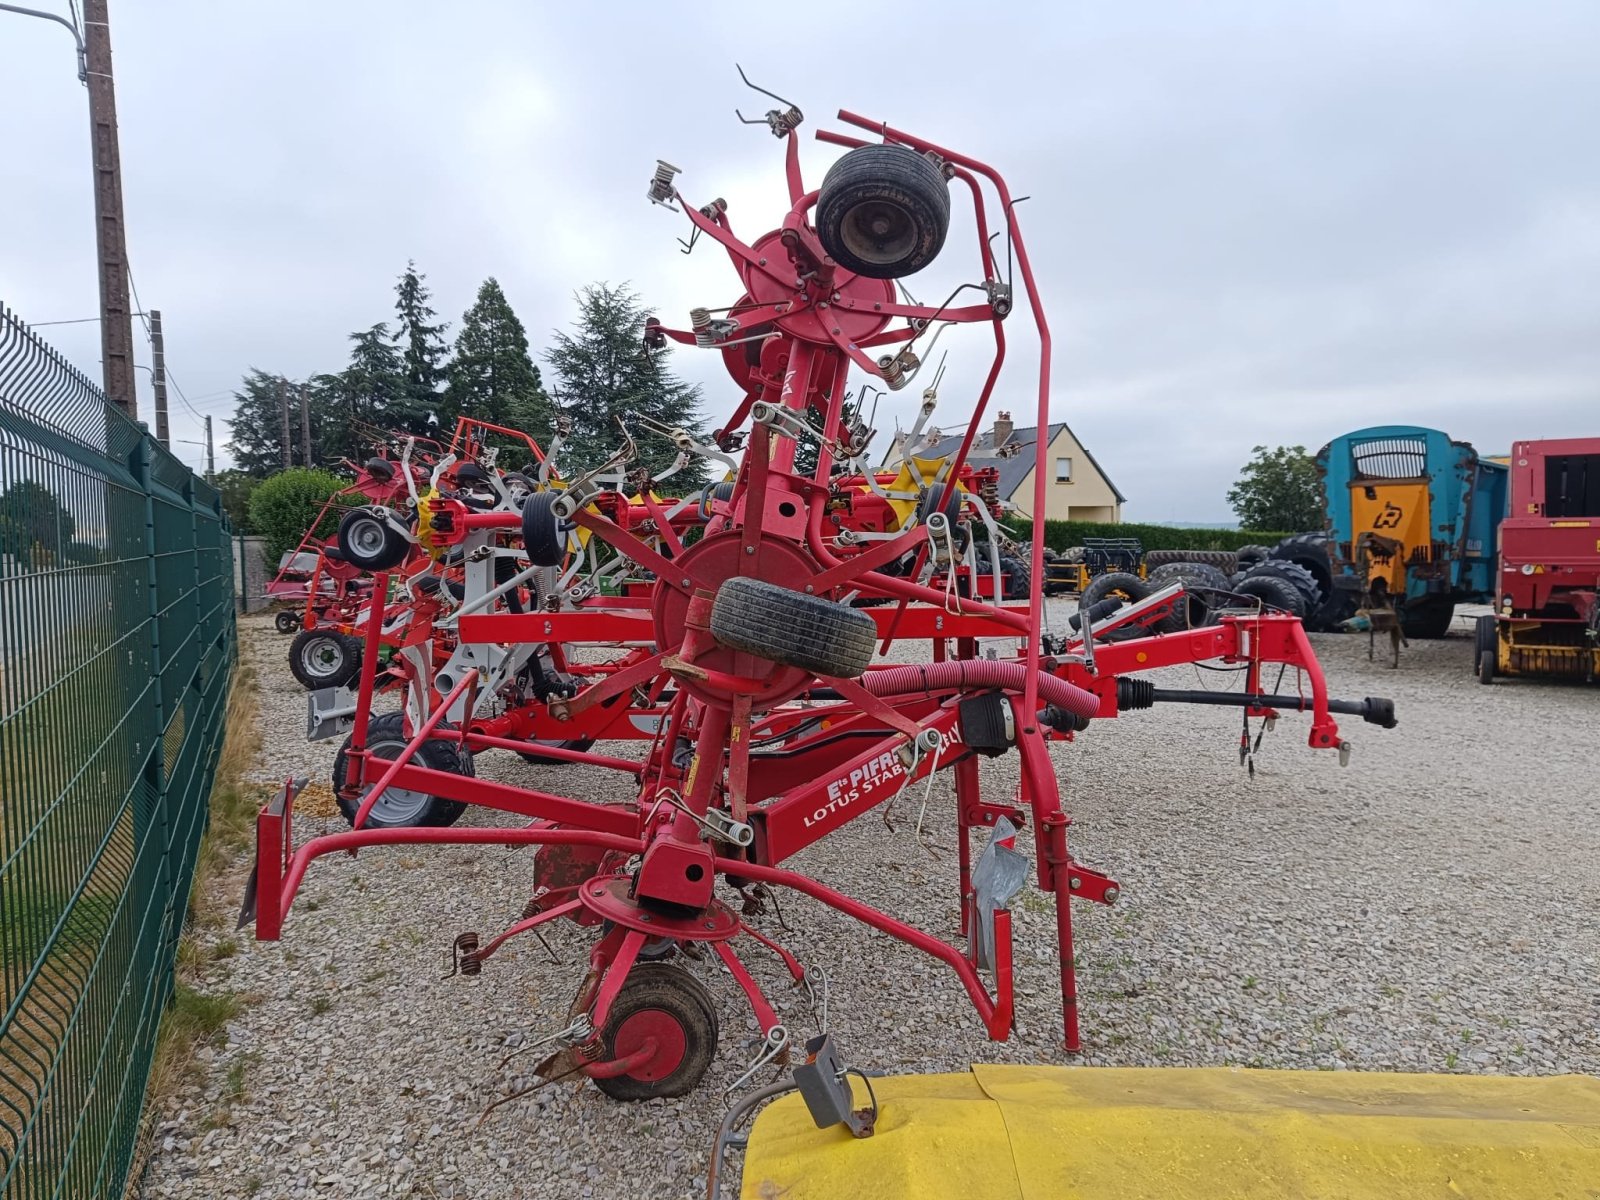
[859, 658, 1100, 723]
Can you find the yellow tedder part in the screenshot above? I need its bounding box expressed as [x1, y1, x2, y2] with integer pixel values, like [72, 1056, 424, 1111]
[740, 1065, 1600, 1200]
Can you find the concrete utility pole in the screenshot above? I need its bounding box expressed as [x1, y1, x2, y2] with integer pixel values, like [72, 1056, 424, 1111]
[278, 377, 292, 470]
[299, 383, 312, 467]
[83, 0, 137, 416]
[149, 308, 169, 446]
[203, 415, 215, 482]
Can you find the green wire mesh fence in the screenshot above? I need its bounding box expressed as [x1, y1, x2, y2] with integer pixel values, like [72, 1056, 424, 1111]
[0, 301, 235, 1198]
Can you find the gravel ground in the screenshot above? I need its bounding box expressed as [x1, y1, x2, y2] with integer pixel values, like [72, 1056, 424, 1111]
[140, 603, 1600, 1199]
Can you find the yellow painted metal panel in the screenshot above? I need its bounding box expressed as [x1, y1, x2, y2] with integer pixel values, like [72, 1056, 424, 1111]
[741, 1066, 1600, 1200]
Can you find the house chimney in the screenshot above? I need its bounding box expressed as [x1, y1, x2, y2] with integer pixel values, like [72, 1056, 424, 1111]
[992, 411, 1013, 449]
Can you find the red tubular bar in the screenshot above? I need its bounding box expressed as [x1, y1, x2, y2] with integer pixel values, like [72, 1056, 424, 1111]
[834, 108, 1051, 723]
[458, 731, 644, 775]
[256, 826, 645, 940]
[708, 854, 1013, 1039]
[350, 673, 477, 829]
[348, 572, 390, 751]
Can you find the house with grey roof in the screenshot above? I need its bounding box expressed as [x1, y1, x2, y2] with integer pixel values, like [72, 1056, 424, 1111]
[918, 413, 1125, 522]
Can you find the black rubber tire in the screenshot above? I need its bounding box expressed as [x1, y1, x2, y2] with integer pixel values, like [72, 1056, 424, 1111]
[1240, 561, 1320, 615]
[1402, 599, 1456, 640]
[1268, 532, 1359, 631]
[917, 482, 962, 525]
[289, 628, 361, 690]
[1078, 571, 1151, 640]
[338, 506, 412, 571]
[501, 471, 535, 504]
[1475, 614, 1498, 684]
[1144, 549, 1239, 573]
[697, 481, 736, 523]
[1146, 563, 1225, 632]
[521, 491, 567, 567]
[710, 577, 878, 678]
[363, 457, 395, 481]
[333, 711, 472, 829]
[1235, 544, 1272, 567]
[815, 144, 951, 280]
[592, 964, 719, 1101]
[1060, 546, 1087, 565]
[1232, 574, 1305, 617]
[275, 610, 300, 635]
[998, 554, 1030, 601]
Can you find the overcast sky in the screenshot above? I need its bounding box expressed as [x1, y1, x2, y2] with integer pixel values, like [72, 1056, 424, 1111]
[3, 1, 1596, 521]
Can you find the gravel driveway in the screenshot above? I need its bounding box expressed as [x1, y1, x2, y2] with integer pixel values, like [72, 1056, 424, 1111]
[140, 604, 1600, 1199]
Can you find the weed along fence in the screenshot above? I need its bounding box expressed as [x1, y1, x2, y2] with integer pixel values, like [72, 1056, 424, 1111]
[0, 302, 235, 1198]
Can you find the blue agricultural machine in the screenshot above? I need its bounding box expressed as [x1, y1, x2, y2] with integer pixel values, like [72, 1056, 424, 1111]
[1265, 426, 1507, 637]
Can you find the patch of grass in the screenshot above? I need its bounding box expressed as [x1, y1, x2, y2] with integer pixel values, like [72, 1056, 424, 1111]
[1379, 984, 1401, 998]
[137, 660, 264, 1171]
[165, 983, 240, 1051]
[1445, 1050, 1459, 1069]
[310, 995, 334, 1016]
[210, 938, 239, 961]
[1460, 1028, 1474, 1044]
[361, 967, 390, 984]
[1242, 975, 1258, 991]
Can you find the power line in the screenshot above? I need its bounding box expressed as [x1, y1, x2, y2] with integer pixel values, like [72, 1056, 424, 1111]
[31, 313, 144, 327]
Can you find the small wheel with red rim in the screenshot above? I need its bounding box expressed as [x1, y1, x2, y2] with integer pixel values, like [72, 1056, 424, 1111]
[593, 963, 718, 1100]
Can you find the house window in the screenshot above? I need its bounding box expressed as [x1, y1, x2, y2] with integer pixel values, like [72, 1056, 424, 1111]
[1055, 456, 1072, 483]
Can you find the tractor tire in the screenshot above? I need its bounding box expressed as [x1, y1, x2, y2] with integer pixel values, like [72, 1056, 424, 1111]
[1239, 561, 1320, 617]
[363, 457, 395, 481]
[592, 964, 719, 1101]
[1235, 544, 1272, 566]
[338, 506, 412, 572]
[815, 143, 951, 280]
[521, 491, 568, 567]
[289, 628, 362, 691]
[710, 577, 878, 679]
[1078, 571, 1151, 640]
[1475, 614, 1498, 684]
[1146, 563, 1224, 632]
[1268, 533, 1356, 631]
[1402, 599, 1456, 640]
[1060, 546, 1087, 564]
[999, 554, 1030, 601]
[275, 610, 300, 635]
[1145, 548, 1238, 573]
[333, 711, 472, 829]
[1232, 574, 1305, 617]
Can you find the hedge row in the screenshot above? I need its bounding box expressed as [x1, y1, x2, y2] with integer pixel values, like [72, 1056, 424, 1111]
[1006, 519, 1293, 554]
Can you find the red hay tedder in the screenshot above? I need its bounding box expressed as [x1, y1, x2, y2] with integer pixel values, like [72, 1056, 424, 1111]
[242, 83, 1396, 1103]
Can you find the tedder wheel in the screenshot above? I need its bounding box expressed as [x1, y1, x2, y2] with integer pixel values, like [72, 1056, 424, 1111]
[275, 610, 300, 635]
[1232, 574, 1305, 617]
[332, 711, 471, 828]
[593, 964, 719, 1101]
[815, 143, 951, 280]
[710, 577, 878, 679]
[1475, 614, 1498, 684]
[288, 628, 362, 690]
[338, 506, 412, 571]
[521, 491, 567, 567]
